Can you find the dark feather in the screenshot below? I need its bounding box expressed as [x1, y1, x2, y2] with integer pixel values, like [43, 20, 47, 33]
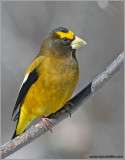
[51, 27, 68, 34]
[11, 109, 20, 139]
[11, 109, 26, 139]
[11, 62, 42, 121]
[12, 128, 26, 139]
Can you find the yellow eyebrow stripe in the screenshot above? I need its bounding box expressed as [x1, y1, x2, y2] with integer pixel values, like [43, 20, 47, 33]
[56, 30, 74, 40]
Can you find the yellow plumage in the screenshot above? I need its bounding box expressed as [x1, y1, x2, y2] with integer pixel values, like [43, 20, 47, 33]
[56, 30, 74, 39]
[17, 55, 79, 135]
[11, 27, 87, 138]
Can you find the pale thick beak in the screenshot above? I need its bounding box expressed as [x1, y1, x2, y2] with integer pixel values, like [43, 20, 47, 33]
[71, 36, 87, 49]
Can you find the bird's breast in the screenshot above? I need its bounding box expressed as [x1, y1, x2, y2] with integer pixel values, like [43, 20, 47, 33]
[23, 56, 79, 117]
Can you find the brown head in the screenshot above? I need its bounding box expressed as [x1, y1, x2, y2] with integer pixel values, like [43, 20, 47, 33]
[40, 27, 87, 58]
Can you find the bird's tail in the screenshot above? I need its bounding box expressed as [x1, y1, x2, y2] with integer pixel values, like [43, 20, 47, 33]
[11, 121, 22, 140]
[11, 109, 35, 139]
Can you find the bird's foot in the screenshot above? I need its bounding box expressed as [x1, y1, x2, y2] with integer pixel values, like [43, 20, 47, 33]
[64, 101, 74, 117]
[41, 115, 53, 133]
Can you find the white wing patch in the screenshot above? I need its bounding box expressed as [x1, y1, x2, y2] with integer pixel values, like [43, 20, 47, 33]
[19, 73, 29, 91]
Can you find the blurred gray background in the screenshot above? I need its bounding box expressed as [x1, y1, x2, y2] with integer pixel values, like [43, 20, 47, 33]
[1, 1, 124, 159]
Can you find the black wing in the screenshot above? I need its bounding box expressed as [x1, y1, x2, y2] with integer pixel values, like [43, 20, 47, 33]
[11, 62, 42, 121]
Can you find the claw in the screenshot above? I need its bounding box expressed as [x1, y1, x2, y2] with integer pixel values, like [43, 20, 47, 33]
[66, 102, 74, 106]
[41, 116, 53, 133]
[64, 101, 74, 117]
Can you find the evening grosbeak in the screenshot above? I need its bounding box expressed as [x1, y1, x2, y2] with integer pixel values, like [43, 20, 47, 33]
[11, 27, 87, 139]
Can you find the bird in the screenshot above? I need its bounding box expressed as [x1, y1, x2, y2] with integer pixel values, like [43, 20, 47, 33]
[11, 27, 87, 139]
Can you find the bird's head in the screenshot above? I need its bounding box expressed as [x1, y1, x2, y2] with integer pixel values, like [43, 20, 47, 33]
[41, 27, 87, 57]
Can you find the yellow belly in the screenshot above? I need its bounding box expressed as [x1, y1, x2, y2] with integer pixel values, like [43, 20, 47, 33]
[22, 56, 79, 118]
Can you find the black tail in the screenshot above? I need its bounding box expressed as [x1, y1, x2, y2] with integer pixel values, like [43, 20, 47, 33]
[11, 129, 17, 140]
[11, 117, 19, 140]
[11, 109, 27, 140]
[11, 122, 26, 140]
[11, 110, 20, 140]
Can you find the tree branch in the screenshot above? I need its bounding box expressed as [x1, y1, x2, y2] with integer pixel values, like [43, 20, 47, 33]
[1, 52, 124, 159]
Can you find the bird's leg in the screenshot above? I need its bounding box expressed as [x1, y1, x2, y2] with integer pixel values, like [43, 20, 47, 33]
[41, 115, 53, 133]
[64, 101, 74, 117]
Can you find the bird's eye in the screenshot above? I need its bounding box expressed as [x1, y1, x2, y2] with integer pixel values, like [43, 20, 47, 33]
[63, 38, 69, 43]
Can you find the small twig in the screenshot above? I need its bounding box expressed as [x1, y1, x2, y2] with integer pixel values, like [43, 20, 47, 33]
[1, 52, 124, 159]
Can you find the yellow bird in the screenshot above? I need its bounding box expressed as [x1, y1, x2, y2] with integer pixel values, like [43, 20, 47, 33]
[11, 27, 87, 139]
